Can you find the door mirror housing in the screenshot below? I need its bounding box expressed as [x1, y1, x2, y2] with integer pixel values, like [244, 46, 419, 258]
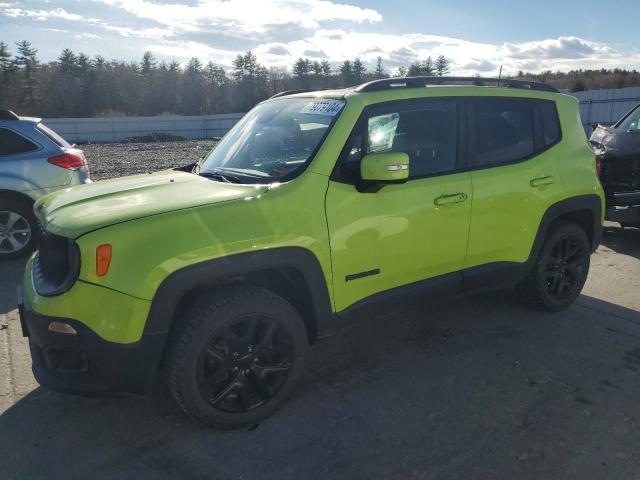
[360, 152, 410, 182]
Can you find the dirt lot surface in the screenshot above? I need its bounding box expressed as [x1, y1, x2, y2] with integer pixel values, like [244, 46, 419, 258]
[82, 140, 218, 180]
[0, 145, 639, 479]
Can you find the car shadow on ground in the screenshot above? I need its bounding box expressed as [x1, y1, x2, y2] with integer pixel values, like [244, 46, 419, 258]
[1, 286, 640, 479]
[0, 258, 26, 314]
[602, 224, 640, 260]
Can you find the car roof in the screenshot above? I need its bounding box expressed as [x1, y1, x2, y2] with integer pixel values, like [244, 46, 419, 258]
[269, 76, 560, 103]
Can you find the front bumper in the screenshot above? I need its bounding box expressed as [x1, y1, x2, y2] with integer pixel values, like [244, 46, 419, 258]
[19, 285, 166, 396]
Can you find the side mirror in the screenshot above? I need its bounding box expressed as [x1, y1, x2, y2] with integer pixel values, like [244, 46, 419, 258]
[359, 152, 409, 192]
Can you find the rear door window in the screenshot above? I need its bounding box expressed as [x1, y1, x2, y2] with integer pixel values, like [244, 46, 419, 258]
[0, 128, 39, 156]
[470, 98, 535, 168]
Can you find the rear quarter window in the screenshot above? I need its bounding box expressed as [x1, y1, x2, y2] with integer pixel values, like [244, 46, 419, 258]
[0, 128, 39, 156]
[37, 123, 71, 148]
[539, 101, 561, 146]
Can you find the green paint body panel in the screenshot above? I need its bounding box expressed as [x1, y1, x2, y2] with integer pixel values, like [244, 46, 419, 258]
[27, 85, 604, 345]
[360, 152, 410, 181]
[23, 257, 151, 343]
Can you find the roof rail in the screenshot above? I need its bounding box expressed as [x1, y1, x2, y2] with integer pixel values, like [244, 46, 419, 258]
[0, 110, 20, 120]
[355, 76, 559, 93]
[269, 89, 317, 99]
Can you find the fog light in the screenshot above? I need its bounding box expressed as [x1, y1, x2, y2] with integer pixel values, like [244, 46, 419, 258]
[48, 321, 77, 335]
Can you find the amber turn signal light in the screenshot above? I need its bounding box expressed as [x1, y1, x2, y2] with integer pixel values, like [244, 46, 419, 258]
[96, 244, 112, 276]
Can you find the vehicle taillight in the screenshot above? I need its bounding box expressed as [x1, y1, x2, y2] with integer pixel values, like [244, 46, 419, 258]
[47, 149, 87, 169]
[595, 158, 603, 179]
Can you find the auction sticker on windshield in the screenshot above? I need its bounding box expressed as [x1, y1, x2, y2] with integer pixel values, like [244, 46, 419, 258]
[300, 100, 344, 116]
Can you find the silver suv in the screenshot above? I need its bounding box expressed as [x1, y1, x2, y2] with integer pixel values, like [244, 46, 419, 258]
[0, 110, 90, 260]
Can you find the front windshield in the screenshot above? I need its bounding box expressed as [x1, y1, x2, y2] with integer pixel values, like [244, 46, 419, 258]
[616, 105, 640, 131]
[199, 98, 345, 183]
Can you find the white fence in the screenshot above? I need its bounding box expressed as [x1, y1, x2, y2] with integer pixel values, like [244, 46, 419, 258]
[570, 87, 640, 132]
[43, 112, 245, 144]
[42, 87, 640, 143]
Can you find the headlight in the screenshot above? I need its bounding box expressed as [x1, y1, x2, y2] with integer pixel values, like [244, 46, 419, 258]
[33, 232, 80, 296]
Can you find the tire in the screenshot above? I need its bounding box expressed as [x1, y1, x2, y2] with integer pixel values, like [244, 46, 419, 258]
[517, 222, 591, 311]
[0, 199, 39, 261]
[166, 285, 309, 429]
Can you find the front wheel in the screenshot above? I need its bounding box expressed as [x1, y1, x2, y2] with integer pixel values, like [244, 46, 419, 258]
[517, 222, 591, 311]
[166, 285, 308, 428]
[0, 199, 38, 261]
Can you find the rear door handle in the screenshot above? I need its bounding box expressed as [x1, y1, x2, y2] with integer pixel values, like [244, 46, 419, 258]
[434, 192, 468, 206]
[530, 176, 555, 187]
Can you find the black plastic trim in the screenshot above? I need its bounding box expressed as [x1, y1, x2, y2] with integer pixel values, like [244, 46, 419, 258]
[355, 76, 559, 93]
[144, 247, 337, 339]
[338, 271, 462, 318]
[22, 300, 164, 396]
[32, 239, 81, 297]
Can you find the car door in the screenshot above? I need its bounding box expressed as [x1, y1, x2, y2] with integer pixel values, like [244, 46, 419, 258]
[463, 97, 565, 276]
[325, 97, 473, 313]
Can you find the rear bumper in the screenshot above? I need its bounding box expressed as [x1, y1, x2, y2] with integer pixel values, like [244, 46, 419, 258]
[19, 286, 166, 396]
[606, 205, 640, 225]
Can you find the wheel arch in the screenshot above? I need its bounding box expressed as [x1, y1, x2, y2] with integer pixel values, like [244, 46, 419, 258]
[0, 189, 36, 207]
[530, 194, 603, 263]
[145, 247, 337, 347]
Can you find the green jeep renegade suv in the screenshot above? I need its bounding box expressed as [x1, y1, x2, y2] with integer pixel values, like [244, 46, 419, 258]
[19, 77, 604, 428]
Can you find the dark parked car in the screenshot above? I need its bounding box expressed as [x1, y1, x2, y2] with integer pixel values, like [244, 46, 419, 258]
[590, 103, 640, 228]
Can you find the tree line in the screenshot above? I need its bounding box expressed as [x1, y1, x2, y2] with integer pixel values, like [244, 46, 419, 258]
[0, 40, 451, 117]
[515, 68, 640, 92]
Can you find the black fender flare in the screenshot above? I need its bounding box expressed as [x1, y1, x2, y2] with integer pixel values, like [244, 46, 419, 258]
[529, 194, 603, 260]
[143, 246, 336, 340]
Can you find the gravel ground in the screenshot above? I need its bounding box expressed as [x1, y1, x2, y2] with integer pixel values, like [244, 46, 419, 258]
[82, 140, 218, 180]
[1, 141, 640, 479]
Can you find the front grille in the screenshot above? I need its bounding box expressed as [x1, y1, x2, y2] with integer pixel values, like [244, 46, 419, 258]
[33, 230, 80, 297]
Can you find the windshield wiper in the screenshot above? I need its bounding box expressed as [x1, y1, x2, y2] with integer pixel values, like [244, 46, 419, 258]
[198, 171, 241, 183]
[214, 166, 270, 178]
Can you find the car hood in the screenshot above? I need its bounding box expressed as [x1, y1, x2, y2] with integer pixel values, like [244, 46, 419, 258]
[35, 169, 271, 238]
[590, 125, 640, 157]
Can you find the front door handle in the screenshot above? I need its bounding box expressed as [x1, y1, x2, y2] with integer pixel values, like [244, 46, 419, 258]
[434, 192, 468, 206]
[530, 176, 555, 187]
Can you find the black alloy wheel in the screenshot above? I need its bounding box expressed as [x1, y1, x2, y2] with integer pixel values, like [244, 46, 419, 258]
[167, 285, 308, 428]
[542, 233, 589, 302]
[196, 315, 294, 413]
[517, 222, 591, 311]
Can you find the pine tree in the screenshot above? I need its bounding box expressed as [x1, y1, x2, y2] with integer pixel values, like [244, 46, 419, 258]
[320, 60, 331, 77]
[395, 66, 408, 77]
[435, 55, 450, 76]
[292, 57, 312, 87]
[58, 48, 77, 75]
[141, 51, 157, 76]
[14, 40, 39, 112]
[351, 58, 366, 84]
[0, 41, 14, 107]
[339, 60, 353, 86]
[374, 56, 386, 79]
[408, 57, 434, 77]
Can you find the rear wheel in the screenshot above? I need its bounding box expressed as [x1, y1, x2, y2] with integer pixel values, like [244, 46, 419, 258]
[517, 222, 591, 311]
[0, 199, 38, 261]
[166, 285, 308, 428]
